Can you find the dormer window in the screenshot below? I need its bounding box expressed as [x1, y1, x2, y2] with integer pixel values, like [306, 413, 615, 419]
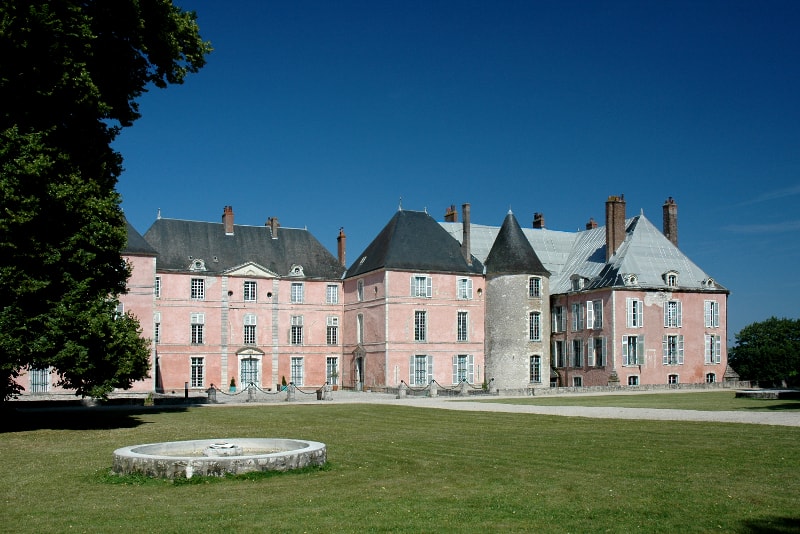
[663, 270, 679, 288]
[703, 278, 716, 289]
[570, 275, 585, 291]
[623, 274, 638, 287]
[189, 259, 206, 272]
[289, 265, 304, 277]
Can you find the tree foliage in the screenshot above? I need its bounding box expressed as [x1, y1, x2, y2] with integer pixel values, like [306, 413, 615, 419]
[728, 317, 800, 387]
[0, 1, 211, 400]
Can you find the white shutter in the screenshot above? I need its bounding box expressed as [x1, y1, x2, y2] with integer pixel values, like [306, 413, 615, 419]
[636, 301, 643, 328]
[714, 336, 721, 363]
[626, 299, 634, 327]
[662, 335, 668, 365]
[600, 337, 606, 365]
[452, 355, 458, 384]
[426, 277, 432, 298]
[586, 301, 594, 329]
[466, 278, 473, 299]
[409, 356, 415, 385]
[713, 303, 720, 328]
[587, 337, 595, 366]
[676, 301, 682, 327]
[410, 276, 415, 297]
[468, 354, 474, 383]
[637, 336, 645, 365]
[622, 335, 628, 364]
[427, 355, 434, 383]
[678, 335, 685, 364]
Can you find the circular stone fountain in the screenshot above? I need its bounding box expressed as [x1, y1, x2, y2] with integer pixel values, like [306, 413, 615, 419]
[112, 438, 326, 479]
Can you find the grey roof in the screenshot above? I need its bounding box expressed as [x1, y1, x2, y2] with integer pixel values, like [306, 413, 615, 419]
[123, 219, 157, 256]
[484, 211, 549, 276]
[143, 218, 345, 280]
[345, 209, 484, 278]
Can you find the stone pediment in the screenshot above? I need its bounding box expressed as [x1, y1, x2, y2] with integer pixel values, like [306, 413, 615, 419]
[224, 262, 278, 278]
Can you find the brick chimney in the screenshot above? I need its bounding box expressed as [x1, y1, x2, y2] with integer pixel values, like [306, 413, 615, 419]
[337, 227, 346, 267]
[461, 203, 472, 265]
[586, 217, 597, 230]
[532, 212, 545, 229]
[662, 197, 678, 247]
[266, 216, 279, 239]
[444, 205, 458, 222]
[605, 195, 626, 261]
[222, 205, 234, 235]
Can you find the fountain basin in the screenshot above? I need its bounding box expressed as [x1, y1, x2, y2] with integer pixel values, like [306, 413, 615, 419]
[112, 438, 326, 479]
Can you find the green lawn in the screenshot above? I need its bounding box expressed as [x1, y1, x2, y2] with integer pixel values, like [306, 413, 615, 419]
[2, 401, 798, 533]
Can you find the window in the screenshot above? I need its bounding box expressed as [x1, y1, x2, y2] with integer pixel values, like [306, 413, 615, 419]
[528, 277, 541, 298]
[290, 315, 303, 345]
[356, 313, 364, 344]
[622, 335, 643, 366]
[666, 273, 678, 287]
[529, 355, 542, 383]
[414, 311, 427, 342]
[457, 278, 473, 300]
[191, 278, 205, 300]
[626, 298, 643, 328]
[326, 357, 339, 385]
[664, 300, 682, 328]
[244, 281, 257, 301]
[457, 311, 469, 342]
[706, 373, 716, 383]
[326, 284, 339, 304]
[290, 356, 304, 386]
[453, 354, 474, 383]
[240, 357, 259, 387]
[411, 275, 433, 298]
[662, 334, 684, 365]
[357, 279, 364, 302]
[410, 354, 432, 386]
[327, 316, 339, 345]
[668, 374, 679, 385]
[587, 300, 602, 329]
[571, 277, 584, 291]
[190, 313, 204, 344]
[628, 375, 639, 386]
[553, 340, 566, 368]
[588, 336, 606, 367]
[571, 303, 584, 331]
[704, 300, 720, 328]
[29, 367, 49, 393]
[529, 311, 541, 341]
[572, 339, 583, 368]
[190, 357, 204, 388]
[552, 306, 565, 333]
[291, 282, 304, 303]
[153, 312, 161, 344]
[705, 334, 721, 364]
[154, 276, 161, 298]
[244, 314, 257, 345]
[573, 376, 583, 387]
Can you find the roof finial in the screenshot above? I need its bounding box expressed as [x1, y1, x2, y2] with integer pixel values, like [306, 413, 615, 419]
[398, 196, 403, 211]
[157, 208, 161, 219]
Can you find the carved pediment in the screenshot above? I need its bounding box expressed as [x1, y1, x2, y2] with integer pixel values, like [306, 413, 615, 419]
[224, 262, 278, 279]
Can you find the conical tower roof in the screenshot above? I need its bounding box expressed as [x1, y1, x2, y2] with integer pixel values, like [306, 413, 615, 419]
[484, 211, 549, 276]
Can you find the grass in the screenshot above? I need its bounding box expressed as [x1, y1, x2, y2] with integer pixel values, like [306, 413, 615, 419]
[1, 396, 799, 533]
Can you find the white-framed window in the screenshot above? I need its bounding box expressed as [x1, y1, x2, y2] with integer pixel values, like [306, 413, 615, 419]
[666, 272, 678, 287]
[244, 314, 257, 345]
[572, 339, 583, 367]
[411, 275, 432, 298]
[528, 276, 541, 298]
[668, 374, 679, 384]
[571, 277, 584, 291]
[586, 299, 602, 329]
[414, 310, 427, 342]
[529, 311, 541, 341]
[326, 284, 339, 304]
[29, 367, 49, 393]
[573, 376, 583, 387]
[452, 354, 474, 384]
[529, 355, 542, 383]
[628, 375, 639, 386]
[291, 282, 304, 303]
[706, 372, 716, 383]
[290, 356, 304, 386]
[457, 311, 469, 342]
[662, 334, 684, 365]
[410, 354, 433, 386]
[191, 278, 205, 300]
[664, 300, 682, 328]
[587, 336, 606, 367]
[190, 357, 204, 388]
[326, 316, 339, 345]
[552, 306, 565, 333]
[190, 313, 204, 344]
[240, 356, 259, 387]
[626, 298, 643, 328]
[622, 335, 644, 366]
[153, 312, 161, 343]
[290, 315, 303, 345]
[356, 313, 364, 344]
[456, 277, 473, 300]
[326, 357, 339, 385]
[357, 279, 364, 302]
[553, 340, 566, 368]
[244, 281, 257, 302]
[571, 303, 584, 331]
[705, 334, 722, 364]
[704, 300, 720, 328]
[154, 276, 161, 298]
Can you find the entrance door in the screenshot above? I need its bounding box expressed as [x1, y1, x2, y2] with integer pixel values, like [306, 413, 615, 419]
[240, 357, 259, 388]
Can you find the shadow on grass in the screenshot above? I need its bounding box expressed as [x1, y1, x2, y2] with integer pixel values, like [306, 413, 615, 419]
[0, 404, 190, 433]
[740, 516, 800, 533]
[740, 402, 800, 412]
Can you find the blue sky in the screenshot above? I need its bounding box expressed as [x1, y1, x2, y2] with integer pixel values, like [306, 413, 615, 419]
[114, 0, 800, 341]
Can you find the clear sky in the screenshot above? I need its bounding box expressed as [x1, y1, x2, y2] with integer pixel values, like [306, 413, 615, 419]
[114, 0, 800, 342]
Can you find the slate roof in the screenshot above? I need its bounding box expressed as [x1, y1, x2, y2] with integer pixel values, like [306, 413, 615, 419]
[143, 218, 345, 279]
[123, 219, 157, 256]
[345, 209, 484, 278]
[484, 211, 549, 276]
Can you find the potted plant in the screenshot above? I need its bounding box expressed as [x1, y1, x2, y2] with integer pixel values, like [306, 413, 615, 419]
[281, 375, 287, 391]
[329, 370, 339, 391]
[229, 377, 236, 393]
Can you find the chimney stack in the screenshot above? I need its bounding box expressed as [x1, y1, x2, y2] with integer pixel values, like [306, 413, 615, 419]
[532, 212, 545, 229]
[444, 205, 458, 222]
[337, 227, 346, 267]
[662, 197, 678, 247]
[605, 195, 626, 261]
[586, 217, 597, 230]
[222, 205, 234, 235]
[461, 203, 472, 265]
[266, 216, 280, 239]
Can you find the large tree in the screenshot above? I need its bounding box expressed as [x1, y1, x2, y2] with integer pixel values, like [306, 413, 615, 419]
[728, 317, 800, 387]
[0, 1, 211, 400]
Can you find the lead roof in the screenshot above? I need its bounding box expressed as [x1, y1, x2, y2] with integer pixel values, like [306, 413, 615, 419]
[484, 211, 549, 276]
